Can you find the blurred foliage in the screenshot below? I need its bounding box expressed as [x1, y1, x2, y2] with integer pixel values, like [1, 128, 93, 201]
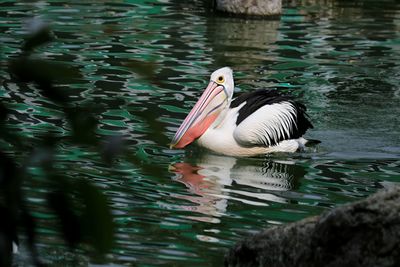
[0, 21, 165, 266]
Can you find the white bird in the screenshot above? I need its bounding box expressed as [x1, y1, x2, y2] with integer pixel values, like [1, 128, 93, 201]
[170, 67, 313, 157]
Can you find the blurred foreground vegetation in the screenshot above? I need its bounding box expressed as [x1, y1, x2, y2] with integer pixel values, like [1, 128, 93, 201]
[0, 22, 163, 266]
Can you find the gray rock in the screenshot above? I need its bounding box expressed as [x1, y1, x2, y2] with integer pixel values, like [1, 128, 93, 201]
[215, 0, 281, 16]
[225, 186, 400, 267]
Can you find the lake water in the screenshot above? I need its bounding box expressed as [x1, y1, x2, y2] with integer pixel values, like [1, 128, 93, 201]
[1, 0, 400, 266]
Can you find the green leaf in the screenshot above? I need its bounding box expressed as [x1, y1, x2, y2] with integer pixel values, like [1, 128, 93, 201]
[101, 135, 125, 165]
[65, 107, 99, 145]
[0, 102, 8, 122]
[0, 206, 16, 267]
[47, 191, 82, 248]
[22, 26, 53, 53]
[9, 58, 82, 84]
[9, 58, 74, 104]
[75, 179, 115, 255]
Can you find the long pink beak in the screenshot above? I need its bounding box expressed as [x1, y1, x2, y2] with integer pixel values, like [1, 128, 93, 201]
[170, 81, 227, 149]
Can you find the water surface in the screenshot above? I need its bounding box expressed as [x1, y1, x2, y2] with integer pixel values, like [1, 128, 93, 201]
[1, 0, 400, 266]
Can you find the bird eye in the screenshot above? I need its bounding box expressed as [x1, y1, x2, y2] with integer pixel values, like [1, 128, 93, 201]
[217, 76, 225, 83]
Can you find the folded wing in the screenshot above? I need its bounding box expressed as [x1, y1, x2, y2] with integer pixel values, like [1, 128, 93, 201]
[231, 90, 313, 147]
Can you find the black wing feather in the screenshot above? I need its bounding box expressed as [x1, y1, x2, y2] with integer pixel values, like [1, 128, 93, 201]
[231, 89, 313, 147]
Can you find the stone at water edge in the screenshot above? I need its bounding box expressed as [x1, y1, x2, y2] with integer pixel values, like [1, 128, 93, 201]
[215, 0, 282, 16]
[225, 186, 400, 267]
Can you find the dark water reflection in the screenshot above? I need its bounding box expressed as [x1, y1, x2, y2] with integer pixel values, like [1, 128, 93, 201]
[1, 0, 400, 266]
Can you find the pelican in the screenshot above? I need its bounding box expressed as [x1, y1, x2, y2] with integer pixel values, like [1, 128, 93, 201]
[170, 67, 313, 157]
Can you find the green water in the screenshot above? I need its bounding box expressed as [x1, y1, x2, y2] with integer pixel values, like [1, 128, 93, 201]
[1, 0, 400, 266]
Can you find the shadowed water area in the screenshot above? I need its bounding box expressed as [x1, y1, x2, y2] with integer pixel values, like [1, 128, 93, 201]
[1, 0, 400, 266]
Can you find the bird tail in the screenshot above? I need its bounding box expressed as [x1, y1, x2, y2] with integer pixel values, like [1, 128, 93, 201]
[305, 139, 321, 146]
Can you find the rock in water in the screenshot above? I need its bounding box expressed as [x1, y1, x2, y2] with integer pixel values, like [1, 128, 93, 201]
[225, 186, 400, 267]
[215, 0, 281, 16]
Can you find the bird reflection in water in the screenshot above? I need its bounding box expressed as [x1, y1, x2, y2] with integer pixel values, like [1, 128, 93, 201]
[169, 153, 306, 222]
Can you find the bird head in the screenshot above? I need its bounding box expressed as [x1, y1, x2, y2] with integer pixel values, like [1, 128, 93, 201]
[170, 67, 234, 149]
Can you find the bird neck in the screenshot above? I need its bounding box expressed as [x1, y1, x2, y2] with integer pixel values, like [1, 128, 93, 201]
[210, 99, 231, 129]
